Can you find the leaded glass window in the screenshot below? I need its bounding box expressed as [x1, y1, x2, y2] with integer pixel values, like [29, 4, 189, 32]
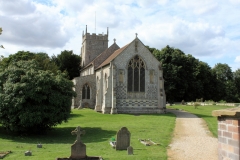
[127, 55, 145, 92]
[82, 84, 90, 99]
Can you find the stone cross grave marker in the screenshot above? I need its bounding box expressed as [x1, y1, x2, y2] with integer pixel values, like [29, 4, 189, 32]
[116, 127, 131, 150]
[70, 126, 86, 159]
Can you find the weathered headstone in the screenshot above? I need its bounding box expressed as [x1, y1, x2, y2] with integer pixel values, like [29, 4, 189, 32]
[127, 146, 133, 155]
[37, 143, 42, 148]
[69, 126, 86, 159]
[116, 127, 130, 150]
[25, 151, 32, 156]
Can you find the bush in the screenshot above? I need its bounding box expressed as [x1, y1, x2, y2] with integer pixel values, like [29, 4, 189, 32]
[193, 102, 200, 109]
[0, 60, 76, 133]
[181, 100, 185, 105]
[219, 100, 226, 103]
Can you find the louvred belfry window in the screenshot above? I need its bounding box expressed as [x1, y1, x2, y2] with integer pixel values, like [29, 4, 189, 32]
[127, 55, 145, 92]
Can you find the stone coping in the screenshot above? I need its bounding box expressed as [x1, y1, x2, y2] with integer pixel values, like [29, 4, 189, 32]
[212, 107, 240, 117]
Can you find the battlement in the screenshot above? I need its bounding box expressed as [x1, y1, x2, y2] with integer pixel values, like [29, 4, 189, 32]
[83, 33, 108, 40]
[81, 25, 109, 67]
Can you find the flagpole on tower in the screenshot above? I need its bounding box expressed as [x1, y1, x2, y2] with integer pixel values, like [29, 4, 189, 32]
[95, 11, 96, 33]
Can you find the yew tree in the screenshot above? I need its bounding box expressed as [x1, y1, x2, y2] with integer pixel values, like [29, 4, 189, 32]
[0, 60, 76, 133]
[52, 50, 81, 80]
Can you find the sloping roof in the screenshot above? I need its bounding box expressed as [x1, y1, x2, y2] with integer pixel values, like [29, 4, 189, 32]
[81, 42, 120, 71]
[96, 43, 130, 70]
[93, 43, 120, 68]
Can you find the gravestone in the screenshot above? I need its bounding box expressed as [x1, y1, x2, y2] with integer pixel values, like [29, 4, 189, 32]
[127, 146, 133, 155]
[56, 126, 102, 160]
[25, 151, 32, 156]
[116, 127, 130, 150]
[69, 126, 86, 159]
[37, 143, 42, 148]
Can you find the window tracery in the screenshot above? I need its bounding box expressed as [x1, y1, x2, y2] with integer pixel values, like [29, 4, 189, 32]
[127, 55, 145, 92]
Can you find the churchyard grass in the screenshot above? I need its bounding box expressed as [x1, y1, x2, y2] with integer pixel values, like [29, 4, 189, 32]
[167, 105, 234, 137]
[0, 109, 175, 160]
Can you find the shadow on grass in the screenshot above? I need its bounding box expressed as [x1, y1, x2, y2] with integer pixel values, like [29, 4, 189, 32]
[193, 113, 215, 119]
[0, 126, 116, 144]
[69, 113, 84, 119]
[167, 108, 214, 118]
[127, 112, 175, 117]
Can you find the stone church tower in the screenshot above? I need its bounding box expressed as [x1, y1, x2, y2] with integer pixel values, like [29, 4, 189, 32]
[81, 25, 109, 67]
[72, 27, 166, 114]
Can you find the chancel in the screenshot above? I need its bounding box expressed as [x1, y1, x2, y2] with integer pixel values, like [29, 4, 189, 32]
[72, 25, 166, 114]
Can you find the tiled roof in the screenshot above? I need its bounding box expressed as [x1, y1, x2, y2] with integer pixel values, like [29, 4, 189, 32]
[94, 43, 120, 68]
[81, 43, 120, 71]
[96, 43, 130, 70]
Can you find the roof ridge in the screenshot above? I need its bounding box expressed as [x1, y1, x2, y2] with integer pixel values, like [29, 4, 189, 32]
[81, 43, 120, 70]
[95, 43, 130, 70]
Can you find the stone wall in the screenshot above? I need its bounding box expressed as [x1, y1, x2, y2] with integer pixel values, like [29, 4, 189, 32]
[112, 37, 165, 113]
[81, 33, 108, 67]
[72, 75, 96, 109]
[212, 108, 240, 160]
[80, 65, 94, 76]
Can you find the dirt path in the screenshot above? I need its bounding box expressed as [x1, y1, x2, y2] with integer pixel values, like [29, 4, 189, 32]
[167, 109, 218, 160]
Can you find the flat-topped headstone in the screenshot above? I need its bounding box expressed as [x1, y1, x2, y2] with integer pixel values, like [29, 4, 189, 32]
[127, 146, 133, 155]
[37, 143, 42, 148]
[116, 127, 130, 150]
[212, 107, 240, 117]
[69, 126, 86, 159]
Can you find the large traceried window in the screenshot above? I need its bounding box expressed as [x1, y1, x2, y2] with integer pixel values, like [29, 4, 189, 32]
[128, 55, 145, 92]
[82, 84, 90, 99]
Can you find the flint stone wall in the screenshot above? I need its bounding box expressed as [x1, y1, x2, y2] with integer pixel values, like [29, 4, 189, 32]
[72, 74, 96, 109]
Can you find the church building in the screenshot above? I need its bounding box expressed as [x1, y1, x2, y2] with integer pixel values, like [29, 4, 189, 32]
[72, 26, 166, 114]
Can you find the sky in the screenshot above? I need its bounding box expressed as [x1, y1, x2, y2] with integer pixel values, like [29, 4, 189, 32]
[0, 0, 240, 71]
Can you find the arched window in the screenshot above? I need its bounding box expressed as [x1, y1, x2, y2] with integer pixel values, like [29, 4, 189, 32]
[128, 55, 145, 92]
[82, 84, 90, 99]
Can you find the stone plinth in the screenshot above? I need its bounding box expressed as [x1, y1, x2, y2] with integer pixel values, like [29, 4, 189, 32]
[212, 108, 240, 160]
[70, 141, 86, 159]
[57, 126, 102, 160]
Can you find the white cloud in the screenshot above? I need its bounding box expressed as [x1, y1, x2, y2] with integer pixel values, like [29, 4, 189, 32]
[0, 0, 36, 15]
[0, 0, 240, 70]
[229, 0, 240, 5]
[178, 0, 219, 15]
[0, 1, 74, 49]
[235, 56, 240, 63]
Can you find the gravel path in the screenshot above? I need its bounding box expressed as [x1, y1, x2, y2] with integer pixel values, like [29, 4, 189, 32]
[167, 109, 218, 160]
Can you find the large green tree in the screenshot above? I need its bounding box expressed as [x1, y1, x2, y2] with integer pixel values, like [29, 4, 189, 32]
[0, 60, 76, 133]
[212, 63, 237, 102]
[152, 45, 214, 102]
[52, 50, 81, 80]
[0, 51, 58, 73]
[234, 69, 240, 102]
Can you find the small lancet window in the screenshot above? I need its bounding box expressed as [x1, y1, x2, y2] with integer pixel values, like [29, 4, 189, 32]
[127, 55, 145, 92]
[82, 84, 90, 99]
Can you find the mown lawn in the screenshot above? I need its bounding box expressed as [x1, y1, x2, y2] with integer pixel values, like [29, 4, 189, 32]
[167, 105, 234, 137]
[0, 109, 175, 160]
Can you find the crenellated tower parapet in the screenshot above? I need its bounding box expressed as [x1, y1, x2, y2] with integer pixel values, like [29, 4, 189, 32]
[81, 25, 109, 67]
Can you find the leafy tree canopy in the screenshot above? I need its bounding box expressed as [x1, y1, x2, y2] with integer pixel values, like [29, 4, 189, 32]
[0, 60, 76, 134]
[151, 45, 217, 102]
[52, 50, 81, 80]
[0, 51, 58, 74]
